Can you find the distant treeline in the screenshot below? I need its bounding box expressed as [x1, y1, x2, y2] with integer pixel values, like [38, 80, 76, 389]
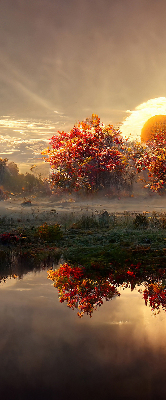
[0, 158, 51, 197]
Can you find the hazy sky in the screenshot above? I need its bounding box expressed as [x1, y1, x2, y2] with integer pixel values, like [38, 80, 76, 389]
[2, 0, 166, 121]
[1, 0, 166, 170]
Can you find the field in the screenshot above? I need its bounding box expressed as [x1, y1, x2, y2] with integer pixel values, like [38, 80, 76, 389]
[0, 194, 166, 275]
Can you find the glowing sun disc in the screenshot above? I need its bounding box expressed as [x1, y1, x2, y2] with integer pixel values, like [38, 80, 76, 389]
[121, 97, 166, 141]
[141, 115, 166, 142]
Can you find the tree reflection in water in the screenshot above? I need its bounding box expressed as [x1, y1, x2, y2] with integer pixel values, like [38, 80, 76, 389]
[48, 263, 120, 317]
[142, 282, 166, 314]
[1, 259, 166, 317]
[48, 263, 166, 317]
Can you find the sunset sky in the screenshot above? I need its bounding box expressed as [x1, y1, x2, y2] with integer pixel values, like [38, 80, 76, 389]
[1, 0, 166, 172]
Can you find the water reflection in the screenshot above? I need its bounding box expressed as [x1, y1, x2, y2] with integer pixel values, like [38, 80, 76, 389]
[1, 259, 166, 317]
[1, 265, 166, 399]
[0, 249, 59, 284]
[48, 263, 166, 317]
[48, 264, 120, 317]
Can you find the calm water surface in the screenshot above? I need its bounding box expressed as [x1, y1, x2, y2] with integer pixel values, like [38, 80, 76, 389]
[1, 269, 166, 400]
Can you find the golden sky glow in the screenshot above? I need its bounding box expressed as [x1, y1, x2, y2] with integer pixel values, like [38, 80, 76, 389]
[2, 1, 166, 170]
[121, 97, 166, 141]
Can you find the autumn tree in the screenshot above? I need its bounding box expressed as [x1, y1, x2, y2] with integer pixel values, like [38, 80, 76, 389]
[7, 161, 19, 176]
[43, 114, 133, 193]
[0, 158, 8, 184]
[135, 132, 166, 192]
[0, 159, 50, 196]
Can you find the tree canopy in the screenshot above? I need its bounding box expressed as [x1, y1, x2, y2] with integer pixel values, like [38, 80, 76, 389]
[43, 114, 133, 193]
[135, 132, 166, 192]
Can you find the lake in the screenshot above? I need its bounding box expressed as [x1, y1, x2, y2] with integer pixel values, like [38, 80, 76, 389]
[1, 267, 166, 400]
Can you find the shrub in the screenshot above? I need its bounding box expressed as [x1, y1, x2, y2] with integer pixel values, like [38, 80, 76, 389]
[133, 214, 149, 228]
[36, 223, 63, 242]
[72, 215, 99, 230]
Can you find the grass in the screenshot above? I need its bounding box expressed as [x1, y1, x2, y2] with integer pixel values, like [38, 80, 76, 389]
[0, 210, 166, 274]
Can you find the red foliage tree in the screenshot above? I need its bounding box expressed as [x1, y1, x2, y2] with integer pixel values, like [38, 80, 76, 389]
[134, 133, 166, 192]
[43, 114, 131, 192]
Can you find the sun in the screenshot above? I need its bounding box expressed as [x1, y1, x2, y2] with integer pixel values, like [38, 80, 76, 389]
[120, 97, 166, 141]
[141, 115, 166, 142]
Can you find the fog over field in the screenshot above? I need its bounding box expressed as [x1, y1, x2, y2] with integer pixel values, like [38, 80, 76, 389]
[0, 191, 165, 229]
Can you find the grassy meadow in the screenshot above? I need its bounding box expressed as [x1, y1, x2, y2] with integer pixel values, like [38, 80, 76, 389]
[0, 194, 166, 276]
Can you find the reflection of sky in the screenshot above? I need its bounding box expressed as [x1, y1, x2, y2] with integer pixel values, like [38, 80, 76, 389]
[0, 270, 166, 399]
